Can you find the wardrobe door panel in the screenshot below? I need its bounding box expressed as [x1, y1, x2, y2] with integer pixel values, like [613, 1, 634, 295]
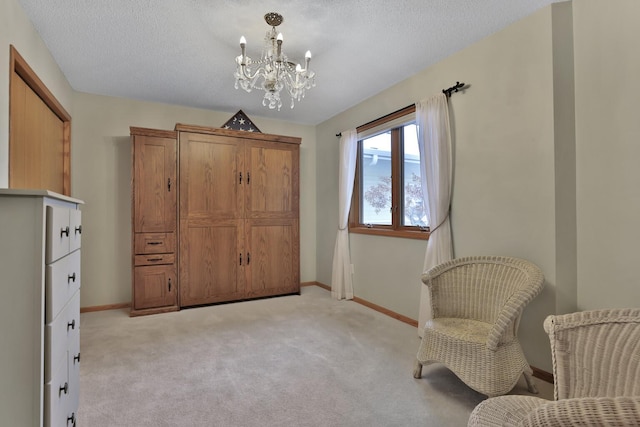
[180, 132, 244, 220]
[133, 265, 176, 310]
[179, 220, 244, 306]
[245, 141, 299, 219]
[133, 135, 176, 232]
[245, 218, 299, 298]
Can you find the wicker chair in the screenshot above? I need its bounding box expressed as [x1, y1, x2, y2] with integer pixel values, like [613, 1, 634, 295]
[468, 308, 640, 426]
[413, 256, 544, 397]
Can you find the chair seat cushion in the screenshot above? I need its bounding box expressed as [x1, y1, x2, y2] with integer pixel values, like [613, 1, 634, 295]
[425, 317, 491, 344]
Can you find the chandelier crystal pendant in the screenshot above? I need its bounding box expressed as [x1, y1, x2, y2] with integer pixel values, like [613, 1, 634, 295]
[234, 12, 316, 110]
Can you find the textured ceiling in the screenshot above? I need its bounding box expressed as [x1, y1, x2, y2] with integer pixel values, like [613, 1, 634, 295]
[17, 0, 561, 125]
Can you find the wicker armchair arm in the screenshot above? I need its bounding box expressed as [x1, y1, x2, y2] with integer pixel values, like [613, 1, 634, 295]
[486, 286, 540, 351]
[467, 395, 548, 426]
[520, 396, 640, 427]
[469, 396, 640, 427]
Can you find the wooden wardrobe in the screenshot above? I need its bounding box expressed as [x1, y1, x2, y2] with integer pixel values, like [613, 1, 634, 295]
[131, 124, 300, 316]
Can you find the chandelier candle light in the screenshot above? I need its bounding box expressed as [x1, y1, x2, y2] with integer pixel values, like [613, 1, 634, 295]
[234, 12, 315, 110]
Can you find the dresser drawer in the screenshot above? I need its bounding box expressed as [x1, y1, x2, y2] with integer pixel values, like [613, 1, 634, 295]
[46, 207, 82, 264]
[135, 232, 175, 254]
[134, 253, 175, 266]
[69, 209, 82, 253]
[45, 291, 80, 383]
[46, 250, 81, 323]
[44, 354, 70, 427]
[68, 334, 80, 424]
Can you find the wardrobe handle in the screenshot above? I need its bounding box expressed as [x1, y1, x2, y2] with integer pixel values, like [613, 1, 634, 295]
[239, 172, 242, 184]
[247, 172, 250, 184]
[75, 225, 82, 235]
[67, 412, 76, 426]
[61, 226, 70, 237]
[74, 353, 81, 364]
[68, 272, 76, 283]
[67, 319, 75, 331]
[239, 253, 243, 265]
[168, 177, 171, 191]
[168, 278, 172, 292]
[59, 382, 68, 395]
[247, 253, 250, 265]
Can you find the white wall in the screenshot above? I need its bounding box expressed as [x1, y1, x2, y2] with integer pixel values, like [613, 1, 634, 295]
[72, 92, 317, 307]
[0, 0, 74, 187]
[316, 6, 561, 371]
[573, 0, 640, 310]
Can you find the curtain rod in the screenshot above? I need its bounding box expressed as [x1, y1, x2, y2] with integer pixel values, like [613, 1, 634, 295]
[336, 81, 466, 137]
[442, 81, 465, 97]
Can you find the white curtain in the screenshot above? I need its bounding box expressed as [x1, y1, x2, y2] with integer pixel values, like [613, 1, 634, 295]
[416, 93, 453, 333]
[331, 129, 358, 300]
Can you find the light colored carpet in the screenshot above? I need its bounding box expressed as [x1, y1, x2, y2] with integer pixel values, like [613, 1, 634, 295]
[78, 285, 552, 426]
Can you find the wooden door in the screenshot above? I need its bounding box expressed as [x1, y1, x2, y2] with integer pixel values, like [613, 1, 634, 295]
[179, 132, 245, 306]
[244, 140, 299, 220]
[9, 46, 70, 195]
[245, 218, 300, 298]
[10, 70, 65, 193]
[133, 135, 177, 232]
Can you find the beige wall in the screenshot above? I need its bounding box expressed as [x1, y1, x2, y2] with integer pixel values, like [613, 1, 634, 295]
[316, 0, 640, 373]
[0, 0, 74, 187]
[316, 6, 562, 371]
[72, 92, 317, 307]
[573, 0, 640, 310]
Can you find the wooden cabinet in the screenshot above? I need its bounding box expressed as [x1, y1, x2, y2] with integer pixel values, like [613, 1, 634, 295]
[176, 125, 300, 307]
[130, 128, 178, 316]
[130, 124, 301, 314]
[0, 189, 83, 427]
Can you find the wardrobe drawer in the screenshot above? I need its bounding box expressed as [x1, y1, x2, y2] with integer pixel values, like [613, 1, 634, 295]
[45, 291, 80, 383]
[46, 250, 81, 323]
[135, 253, 175, 266]
[135, 232, 175, 254]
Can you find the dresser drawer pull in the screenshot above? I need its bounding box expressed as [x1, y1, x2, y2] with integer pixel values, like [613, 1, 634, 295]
[67, 412, 76, 427]
[67, 319, 76, 331]
[68, 272, 76, 283]
[75, 225, 82, 235]
[59, 382, 68, 396]
[147, 257, 163, 262]
[60, 226, 70, 237]
[147, 241, 162, 245]
[74, 353, 81, 364]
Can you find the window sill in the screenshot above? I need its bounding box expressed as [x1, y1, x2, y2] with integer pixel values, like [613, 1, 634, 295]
[348, 226, 429, 240]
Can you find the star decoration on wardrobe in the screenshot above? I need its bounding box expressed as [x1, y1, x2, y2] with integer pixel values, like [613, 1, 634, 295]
[221, 110, 261, 133]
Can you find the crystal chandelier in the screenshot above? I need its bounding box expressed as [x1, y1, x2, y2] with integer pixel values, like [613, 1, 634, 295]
[234, 12, 315, 110]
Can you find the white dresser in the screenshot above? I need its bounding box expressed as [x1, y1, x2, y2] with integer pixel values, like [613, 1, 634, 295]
[0, 190, 83, 427]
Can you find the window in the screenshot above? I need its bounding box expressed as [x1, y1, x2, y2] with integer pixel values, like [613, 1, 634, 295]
[349, 107, 429, 239]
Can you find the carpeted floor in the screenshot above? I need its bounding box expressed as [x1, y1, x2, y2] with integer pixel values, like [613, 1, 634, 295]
[78, 285, 551, 426]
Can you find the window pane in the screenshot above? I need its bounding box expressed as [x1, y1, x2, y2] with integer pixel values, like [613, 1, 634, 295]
[402, 124, 428, 227]
[361, 132, 392, 225]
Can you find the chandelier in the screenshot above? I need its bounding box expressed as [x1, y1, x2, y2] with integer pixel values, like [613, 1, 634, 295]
[234, 12, 315, 110]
